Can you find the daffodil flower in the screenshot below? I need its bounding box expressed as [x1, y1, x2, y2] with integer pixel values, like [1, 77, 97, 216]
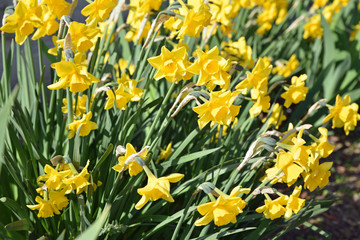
[135, 166, 184, 210]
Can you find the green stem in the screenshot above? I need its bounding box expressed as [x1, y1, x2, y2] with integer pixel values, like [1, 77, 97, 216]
[171, 193, 196, 240]
[143, 81, 176, 146]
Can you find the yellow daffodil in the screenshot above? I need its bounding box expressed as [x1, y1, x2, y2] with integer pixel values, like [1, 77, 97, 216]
[81, 0, 117, 25]
[67, 22, 100, 53]
[311, 127, 335, 158]
[281, 74, 308, 108]
[135, 166, 184, 210]
[62, 94, 94, 117]
[66, 112, 98, 139]
[27, 196, 61, 218]
[222, 37, 255, 69]
[104, 86, 132, 110]
[195, 186, 250, 226]
[157, 143, 172, 162]
[63, 161, 91, 194]
[265, 151, 304, 186]
[48, 55, 100, 93]
[312, 0, 328, 9]
[249, 95, 271, 118]
[42, 0, 71, 19]
[323, 94, 360, 135]
[302, 160, 332, 192]
[262, 103, 287, 129]
[0, 0, 41, 45]
[193, 90, 241, 129]
[32, 5, 59, 40]
[350, 22, 360, 41]
[303, 14, 323, 40]
[273, 54, 300, 78]
[148, 46, 192, 83]
[188, 46, 231, 91]
[37, 165, 72, 190]
[284, 186, 305, 219]
[177, 0, 212, 40]
[49, 189, 69, 211]
[113, 143, 148, 176]
[256, 195, 289, 220]
[235, 58, 272, 99]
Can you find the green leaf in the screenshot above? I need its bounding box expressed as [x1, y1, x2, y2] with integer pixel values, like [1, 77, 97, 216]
[161, 147, 221, 168]
[5, 219, 30, 232]
[0, 86, 18, 170]
[75, 205, 111, 240]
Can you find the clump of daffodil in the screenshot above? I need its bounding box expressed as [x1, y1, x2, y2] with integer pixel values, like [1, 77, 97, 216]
[113, 143, 148, 176]
[193, 90, 241, 129]
[272, 54, 300, 78]
[323, 94, 360, 135]
[27, 194, 62, 218]
[62, 94, 94, 117]
[255, 0, 289, 35]
[66, 112, 98, 139]
[31, 5, 59, 40]
[135, 164, 184, 210]
[281, 74, 308, 108]
[262, 103, 287, 129]
[0, 0, 41, 45]
[104, 73, 144, 110]
[303, 14, 323, 40]
[175, 0, 212, 40]
[148, 46, 193, 83]
[63, 161, 91, 194]
[81, 0, 117, 25]
[195, 186, 250, 226]
[188, 46, 231, 91]
[42, 0, 71, 19]
[59, 22, 100, 53]
[221, 37, 255, 69]
[124, 0, 162, 42]
[48, 54, 100, 93]
[256, 186, 305, 220]
[311, 0, 328, 9]
[235, 58, 273, 118]
[29, 158, 100, 218]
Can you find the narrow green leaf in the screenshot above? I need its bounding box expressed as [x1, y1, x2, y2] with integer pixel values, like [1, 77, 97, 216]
[75, 205, 111, 240]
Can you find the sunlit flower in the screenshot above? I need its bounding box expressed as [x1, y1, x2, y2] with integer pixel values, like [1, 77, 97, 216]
[49, 189, 69, 211]
[272, 54, 300, 78]
[0, 0, 41, 45]
[135, 166, 184, 210]
[27, 196, 60, 218]
[256, 195, 289, 220]
[188, 46, 231, 91]
[62, 94, 94, 117]
[113, 143, 148, 176]
[32, 5, 59, 40]
[37, 165, 72, 190]
[148, 46, 192, 83]
[48, 55, 100, 93]
[262, 103, 287, 129]
[66, 112, 98, 139]
[281, 74, 308, 108]
[303, 14, 323, 40]
[81, 0, 117, 25]
[285, 186, 305, 219]
[177, 0, 212, 40]
[193, 90, 241, 129]
[302, 160, 332, 192]
[311, 127, 335, 158]
[63, 161, 91, 194]
[67, 22, 100, 53]
[323, 94, 360, 135]
[42, 0, 71, 19]
[157, 143, 172, 162]
[195, 186, 250, 226]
